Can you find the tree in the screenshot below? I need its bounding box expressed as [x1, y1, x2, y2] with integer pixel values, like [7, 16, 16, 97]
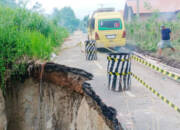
[0, 0, 16, 7]
[52, 7, 80, 32]
[83, 15, 89, 27]
[80, 15, 89, 32]
[31, 2, 44, 13]
[52, 8, 62, 26]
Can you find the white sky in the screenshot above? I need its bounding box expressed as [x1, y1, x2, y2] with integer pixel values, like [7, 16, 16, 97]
[28, 0, 126, 19]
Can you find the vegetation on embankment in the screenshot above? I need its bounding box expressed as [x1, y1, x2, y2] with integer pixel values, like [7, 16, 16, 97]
[125, 13, 180, 59]
[0, 5, 69, 89]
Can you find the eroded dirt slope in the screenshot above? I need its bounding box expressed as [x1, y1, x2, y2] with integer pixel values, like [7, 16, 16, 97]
[2, 63, 122, 130]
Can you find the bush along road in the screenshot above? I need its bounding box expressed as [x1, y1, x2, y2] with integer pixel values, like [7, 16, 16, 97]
[0, 5, 69, 90]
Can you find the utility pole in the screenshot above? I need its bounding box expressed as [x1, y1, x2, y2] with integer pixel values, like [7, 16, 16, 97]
[137, 0, 140, 18]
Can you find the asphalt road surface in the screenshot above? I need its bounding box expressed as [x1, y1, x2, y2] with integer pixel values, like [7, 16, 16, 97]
[53, 31, 180, 130]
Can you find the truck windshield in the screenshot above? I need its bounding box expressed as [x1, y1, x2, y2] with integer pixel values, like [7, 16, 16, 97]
[98, 18, 122, 30]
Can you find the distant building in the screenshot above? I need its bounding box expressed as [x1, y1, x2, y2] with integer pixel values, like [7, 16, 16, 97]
[124, 0, 180, 22]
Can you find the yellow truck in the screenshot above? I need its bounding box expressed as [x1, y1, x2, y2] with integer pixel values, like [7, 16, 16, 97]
[88, 8, 126, 48]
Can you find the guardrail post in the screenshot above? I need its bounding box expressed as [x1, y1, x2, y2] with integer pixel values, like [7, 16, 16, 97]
[85, 40, 97, 60]
[107, 53, 131, 92]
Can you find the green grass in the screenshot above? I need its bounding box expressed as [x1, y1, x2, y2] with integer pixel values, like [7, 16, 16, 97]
[126, 14, 180, 60]
[0, 6, 69, 90]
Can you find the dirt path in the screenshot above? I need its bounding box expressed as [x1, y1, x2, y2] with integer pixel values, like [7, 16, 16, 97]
[53, 31, 180, 130]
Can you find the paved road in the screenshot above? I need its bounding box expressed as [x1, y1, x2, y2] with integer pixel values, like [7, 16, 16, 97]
[53, 31, 180, 130]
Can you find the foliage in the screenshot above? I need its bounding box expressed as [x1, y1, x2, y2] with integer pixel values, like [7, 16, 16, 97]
[0, 0, 16, 7]
[79, 15, 89, 33]
[31, 2, 44, 13]
[126, 12, 180, 52]
[0, 5, 68, 89]
[52, 7, 80, 33]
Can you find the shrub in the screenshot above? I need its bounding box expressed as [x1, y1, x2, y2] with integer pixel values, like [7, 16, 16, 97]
[126, 15, 180, 52]
[0, 6, 69, 89]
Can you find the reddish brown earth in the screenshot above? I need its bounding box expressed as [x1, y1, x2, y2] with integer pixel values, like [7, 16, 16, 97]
[1, 62, 122, 130]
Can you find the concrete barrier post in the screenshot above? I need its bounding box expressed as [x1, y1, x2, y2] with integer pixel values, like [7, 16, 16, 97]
[107, 53, 131, 92]
[85, 40, 97, 60]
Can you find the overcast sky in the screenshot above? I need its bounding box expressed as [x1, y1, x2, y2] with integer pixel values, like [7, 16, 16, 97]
[28, 0, 126, 19]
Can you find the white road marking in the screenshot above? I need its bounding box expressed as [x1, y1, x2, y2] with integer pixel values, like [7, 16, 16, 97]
[125, 91, 136, 98]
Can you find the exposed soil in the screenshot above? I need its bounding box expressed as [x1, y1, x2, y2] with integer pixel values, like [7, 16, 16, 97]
[125, 44, 180, 70]
[3, 62, 122, 130]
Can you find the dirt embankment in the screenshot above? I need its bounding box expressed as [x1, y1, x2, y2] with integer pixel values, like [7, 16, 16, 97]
[0, 62, 122, 130]
[125, 43, 180, 69]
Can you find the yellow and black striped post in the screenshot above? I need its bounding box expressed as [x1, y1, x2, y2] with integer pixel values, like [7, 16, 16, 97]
[85, 40, 97, 61]
[107, 53, 131, 92]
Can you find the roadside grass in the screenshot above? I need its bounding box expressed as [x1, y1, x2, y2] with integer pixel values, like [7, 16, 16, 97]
[126, 14, 180, 61]
[0, 6, 69, 90]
